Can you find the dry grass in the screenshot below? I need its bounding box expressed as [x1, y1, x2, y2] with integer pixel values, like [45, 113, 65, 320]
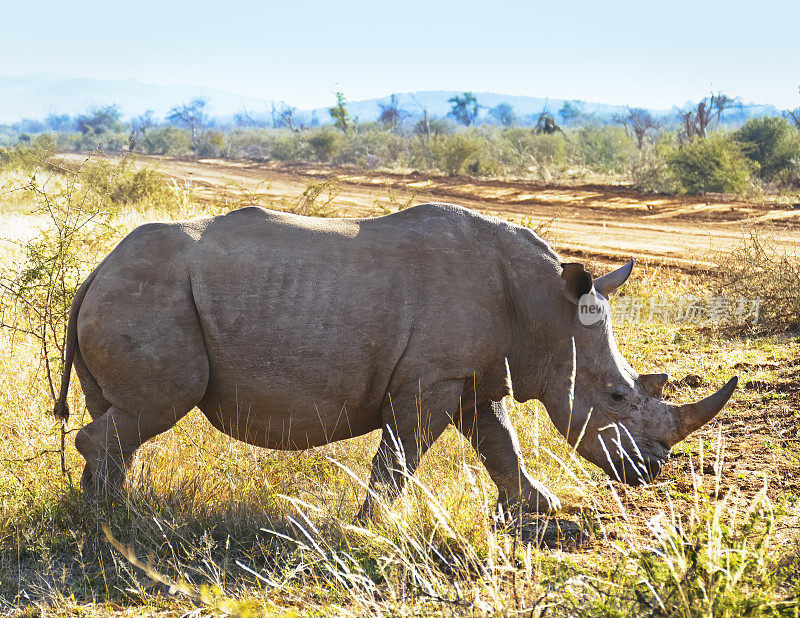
[0, 161, 798, 616]
[717, 229, 800, 331]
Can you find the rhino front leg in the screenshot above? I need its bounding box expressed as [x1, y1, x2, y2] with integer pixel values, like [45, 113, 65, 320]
[357, 379, 464, 521]
[455, 399, 561, 518]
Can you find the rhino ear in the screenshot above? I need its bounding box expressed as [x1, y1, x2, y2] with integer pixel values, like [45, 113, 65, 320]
[561, 263, 594, 305]
[594, 259, 635, 297]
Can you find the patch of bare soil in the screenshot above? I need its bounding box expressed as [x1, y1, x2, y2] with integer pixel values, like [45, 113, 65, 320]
[56, 153, 800, 270]
[660, 356, 799, 525]
[53, 153, 800, 544]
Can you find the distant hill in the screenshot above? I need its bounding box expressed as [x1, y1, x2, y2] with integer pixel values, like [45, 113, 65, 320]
[0, 73, 785, 127]
[301, 91, 655, 126]
[0, 74, 267, 124]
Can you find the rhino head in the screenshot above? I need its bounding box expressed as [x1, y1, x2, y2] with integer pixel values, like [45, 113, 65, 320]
[518, 259, 737, 486]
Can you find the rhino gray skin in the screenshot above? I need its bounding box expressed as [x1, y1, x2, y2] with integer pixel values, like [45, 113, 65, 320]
[54, 204, 737, 519]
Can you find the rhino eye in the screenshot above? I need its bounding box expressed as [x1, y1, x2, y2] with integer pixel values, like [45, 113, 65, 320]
[609, 387, 629, 404]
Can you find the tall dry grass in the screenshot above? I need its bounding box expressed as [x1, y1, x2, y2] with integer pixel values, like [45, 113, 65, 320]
[0, 157, 798, 615]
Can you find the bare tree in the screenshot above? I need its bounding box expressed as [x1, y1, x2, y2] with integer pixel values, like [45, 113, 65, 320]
[167, 98, 209, 148]
[410, 94, 432, 163]
[128, 110, 154, 151]
[613, 107, 661, 149]
[276, 102, 301, 132]
[235, 107, 258, 127]
[378, 94, 407, 129]
[270, 102, 279, 128]
[679, 92, 734, 142]
[534, 108, 563, 135]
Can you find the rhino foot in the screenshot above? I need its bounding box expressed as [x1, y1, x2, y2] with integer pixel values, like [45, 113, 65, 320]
[496, 481, 561, 524]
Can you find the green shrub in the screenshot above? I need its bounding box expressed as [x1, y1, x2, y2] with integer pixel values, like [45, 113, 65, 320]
[196, 130, 227, 158]
[430, 132, 484, 175]
[631, 133, 682, 194]
[307, 128, 340, 162]
[734, 116, 800, 184]
[571, 124, 634, 173]
[271, 133, 309, 161]
[331, 127, 409, 169]
[0, 135, 56, 172]
[139, 127, 193, 156]
[76, 105, 123, 137]
[0, 171, 121, 387]
[226, 129, 308, 161]
[74, 131, 128, 152]
[500, 128, 568, 177]
[667, 133, 753, 194]
[79, 157, 183, 210]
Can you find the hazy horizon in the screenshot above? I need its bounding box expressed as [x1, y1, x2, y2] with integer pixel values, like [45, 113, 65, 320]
[2, 0, 798, 112]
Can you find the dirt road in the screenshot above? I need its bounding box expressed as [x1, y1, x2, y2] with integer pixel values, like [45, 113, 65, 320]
[58, 153, 800, 268]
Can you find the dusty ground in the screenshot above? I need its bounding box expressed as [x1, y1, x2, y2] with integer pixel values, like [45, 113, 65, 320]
[47, 153, 800, 514]
[18, 157, 800, 506]
[54, 153, 800, 269]
[1, 155, 797, 613]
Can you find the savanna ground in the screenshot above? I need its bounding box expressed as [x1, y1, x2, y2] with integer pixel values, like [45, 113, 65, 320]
[0, 152, 799, 616]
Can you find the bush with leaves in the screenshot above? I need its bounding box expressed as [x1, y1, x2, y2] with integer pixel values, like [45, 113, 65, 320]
[79, 156, 193, 214]
[138, 126, 193, 156]
[667, 133, 753, 194]
[734, 116, 800, 185]
[0, 135, 56, 173]
[270, 132, 311, 161]
[500, 128, 568, 178]
[73, 105, 127, 152]
[630, 487, 793, 616]
[196, 130, 227, 158]
[0, 177, 120, 404]
[330, 125, 409, 169]
[429, 132, 484, 175]
[307, 128, 341, 162]
[631, 133, 682, 194]
[226, 129, 271, 160]
[571, 124, 635, 173]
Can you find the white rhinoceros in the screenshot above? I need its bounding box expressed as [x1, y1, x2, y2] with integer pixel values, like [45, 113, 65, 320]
[54, 204, 736, 518]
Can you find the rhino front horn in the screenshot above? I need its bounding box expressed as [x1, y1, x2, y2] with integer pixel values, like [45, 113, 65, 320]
[668, 376, 738, 445]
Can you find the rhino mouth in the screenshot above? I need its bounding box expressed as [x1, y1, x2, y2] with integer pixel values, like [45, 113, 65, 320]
[613, 455, 665, 486]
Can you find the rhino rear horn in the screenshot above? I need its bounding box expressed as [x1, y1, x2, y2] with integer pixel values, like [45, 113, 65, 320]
[639, 372, 669, 398]
[594, 259, 635, 298]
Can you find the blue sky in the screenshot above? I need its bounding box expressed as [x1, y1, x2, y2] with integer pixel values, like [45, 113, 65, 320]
[3, 0, 799, 110]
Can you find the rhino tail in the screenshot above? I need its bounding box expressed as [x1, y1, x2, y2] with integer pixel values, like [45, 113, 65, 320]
[53, 262, 103, 421]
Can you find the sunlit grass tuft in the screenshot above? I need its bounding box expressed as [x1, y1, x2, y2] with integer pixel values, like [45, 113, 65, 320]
[0, 161, 798, 615]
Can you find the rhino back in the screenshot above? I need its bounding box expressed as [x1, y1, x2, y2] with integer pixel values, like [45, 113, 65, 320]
[188, 205, 514, 447]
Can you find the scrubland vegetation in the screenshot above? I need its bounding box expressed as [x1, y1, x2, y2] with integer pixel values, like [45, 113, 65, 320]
[0, 149, 798, 615]
[5, 91, 800, 198]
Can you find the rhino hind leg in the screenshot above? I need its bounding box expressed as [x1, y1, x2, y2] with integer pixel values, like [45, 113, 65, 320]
[74, 329, 208, 500]
[75, 403, 193, 500]
[357, 379, 464, 521]
[455, 400, 561, 518]
[70, 346, 114, 490]
[74, 273, 210, 500]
